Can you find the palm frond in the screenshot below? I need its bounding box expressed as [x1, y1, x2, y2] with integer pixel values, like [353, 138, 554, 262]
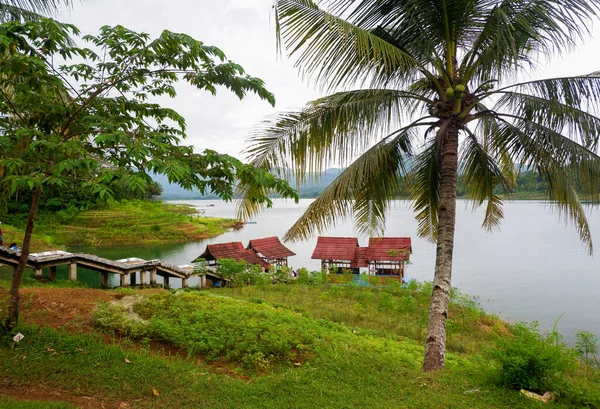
[496, 74, 600, 151]
[494, 88, 600, 152]
[274, 0, 425, 90]
[463, 0, 600, 83]
[282, 129, 414, 242]
[0, 0, 72, 21]
[411, 140, 440, 240]
[0, 4, 41, 21]
[460, 126, 513, 231]
[243, 89, 431, 178]
[490, 117, 600, 252]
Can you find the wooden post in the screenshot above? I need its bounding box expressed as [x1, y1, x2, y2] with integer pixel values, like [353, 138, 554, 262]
[34, 268, 42, 279]
[120, 274, 128, 287]
[68, 263, 77, 281]
[163, 276, 170, 289]
[200, 274, 207, 288]
[182, 277, 188, 288]
[101, 271, 109, 288]
[48, 266, 57, 281]
[130, 272, 137, 286]
[150, 268, 157, 285]
[140, 270, 147, 287]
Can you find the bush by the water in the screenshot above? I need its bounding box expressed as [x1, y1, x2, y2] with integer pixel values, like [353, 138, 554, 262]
[490, 322, 576, 392]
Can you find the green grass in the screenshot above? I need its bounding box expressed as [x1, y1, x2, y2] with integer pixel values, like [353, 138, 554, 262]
[0, 398, 77, 409]
[2, 200, 235, 248]
[1, 283, 599, 408]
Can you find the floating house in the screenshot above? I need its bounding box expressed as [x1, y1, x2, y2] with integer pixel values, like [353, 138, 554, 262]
[195, 241, 268, 268]
[311, 236, 412, 280]
[247, 236, 295, 267]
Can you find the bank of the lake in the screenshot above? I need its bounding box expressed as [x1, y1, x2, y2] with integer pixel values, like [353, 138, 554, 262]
[0, 200, 235, 250]
[2, 199, 598, 344]
[166, 199, 600, 344]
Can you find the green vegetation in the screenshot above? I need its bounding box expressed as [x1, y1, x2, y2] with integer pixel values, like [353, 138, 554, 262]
[50, 200, 235, 246]
[0, 200, 235, 249]
[0, 17, 298, 330]
[1, 281, 599, 408]
[0, 398, 77, 409]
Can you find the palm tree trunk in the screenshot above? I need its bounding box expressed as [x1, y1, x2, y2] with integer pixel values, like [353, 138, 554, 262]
[6, 188, 41, 330]
[423, 126, 459, 371]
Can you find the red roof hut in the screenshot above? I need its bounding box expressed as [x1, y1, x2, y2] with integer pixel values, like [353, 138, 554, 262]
[311, 236, 412, 280]
[367, 237, 412, 278]
[247, 236, 295, 267]
[196, 242, 267, 268]
[311, 236, 368, 273]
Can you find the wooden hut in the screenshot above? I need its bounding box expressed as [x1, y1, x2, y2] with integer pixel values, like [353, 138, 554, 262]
[247, 236, 295, 267]
[367, 237, 412, 280]
[311, 236, 367, 274]
[196, 242, 268, 268]
[311, 236, 412, 280]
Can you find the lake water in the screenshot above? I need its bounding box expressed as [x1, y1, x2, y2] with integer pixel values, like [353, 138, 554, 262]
[2, 199, 599, 343]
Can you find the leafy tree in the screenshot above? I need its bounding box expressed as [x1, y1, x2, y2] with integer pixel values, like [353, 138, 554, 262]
[0, 19, 298, 329]
[238, 0, 600, 370]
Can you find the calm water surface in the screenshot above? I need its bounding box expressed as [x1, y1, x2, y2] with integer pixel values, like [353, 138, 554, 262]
[3, 199, 599, 342]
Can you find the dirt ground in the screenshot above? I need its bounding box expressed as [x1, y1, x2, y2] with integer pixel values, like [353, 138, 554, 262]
[0, 288, 164, 408]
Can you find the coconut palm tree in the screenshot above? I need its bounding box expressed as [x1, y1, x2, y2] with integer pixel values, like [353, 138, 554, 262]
[1, 0, 72, 21]
[238, 0, 600, 371]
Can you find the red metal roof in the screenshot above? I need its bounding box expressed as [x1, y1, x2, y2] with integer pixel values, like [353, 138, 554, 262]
[198, 242, 267, 266]
[367, 237, 412, 261]
[247, 236, 295, 259]
[311, 237, 360, 261]
[351, 247, 369, 268]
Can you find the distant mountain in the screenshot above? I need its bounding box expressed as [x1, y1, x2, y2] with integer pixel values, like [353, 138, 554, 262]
[155, 168, 345, 200]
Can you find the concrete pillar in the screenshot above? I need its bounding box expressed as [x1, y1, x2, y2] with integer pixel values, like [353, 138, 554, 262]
[34, 268, 42, 279]
[140, 270, 147, 287]
[48, 266, 57, 281]
[101, 271, 109, 288]
[163, 276, 170, 289]
[130, 272, 137, 286]
[120, 274, 128, 287]
[150, 269, 157, 285]
[182, 277, 188, 288]
[68, 263, 77, 281]
[200, 274, 207, 288]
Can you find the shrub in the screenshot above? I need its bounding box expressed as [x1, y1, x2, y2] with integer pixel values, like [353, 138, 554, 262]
[490, 322, 576, 392]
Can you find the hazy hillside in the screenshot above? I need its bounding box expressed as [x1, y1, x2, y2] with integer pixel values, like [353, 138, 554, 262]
[156, 168, 344, 200]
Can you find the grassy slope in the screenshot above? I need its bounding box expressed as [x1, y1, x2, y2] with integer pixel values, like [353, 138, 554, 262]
[1, 283, 598, 409]
[2, 200, 235, 249]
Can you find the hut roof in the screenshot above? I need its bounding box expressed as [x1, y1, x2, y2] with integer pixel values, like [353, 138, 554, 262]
[367, 237, 412, 261]
[311, 236, 360, 261]
[198, 242, 267, 266]
[351, 247, 369, 268]
[247, 236, 295, 259]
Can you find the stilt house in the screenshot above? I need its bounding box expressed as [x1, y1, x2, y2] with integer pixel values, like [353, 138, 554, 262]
[311, 236, 412, 280]
[246, 236, 295, 267]
[195, 242, 268, 268]
[311, 236, 367, 273]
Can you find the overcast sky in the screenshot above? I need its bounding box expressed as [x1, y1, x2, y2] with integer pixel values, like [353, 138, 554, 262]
[60, 0, 600, 161]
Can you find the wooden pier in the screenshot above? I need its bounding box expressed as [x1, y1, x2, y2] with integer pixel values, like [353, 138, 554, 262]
[0, 247, 223, 288]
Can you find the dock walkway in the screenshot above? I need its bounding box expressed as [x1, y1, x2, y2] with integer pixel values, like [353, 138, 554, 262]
[0, 247, 222, 288]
